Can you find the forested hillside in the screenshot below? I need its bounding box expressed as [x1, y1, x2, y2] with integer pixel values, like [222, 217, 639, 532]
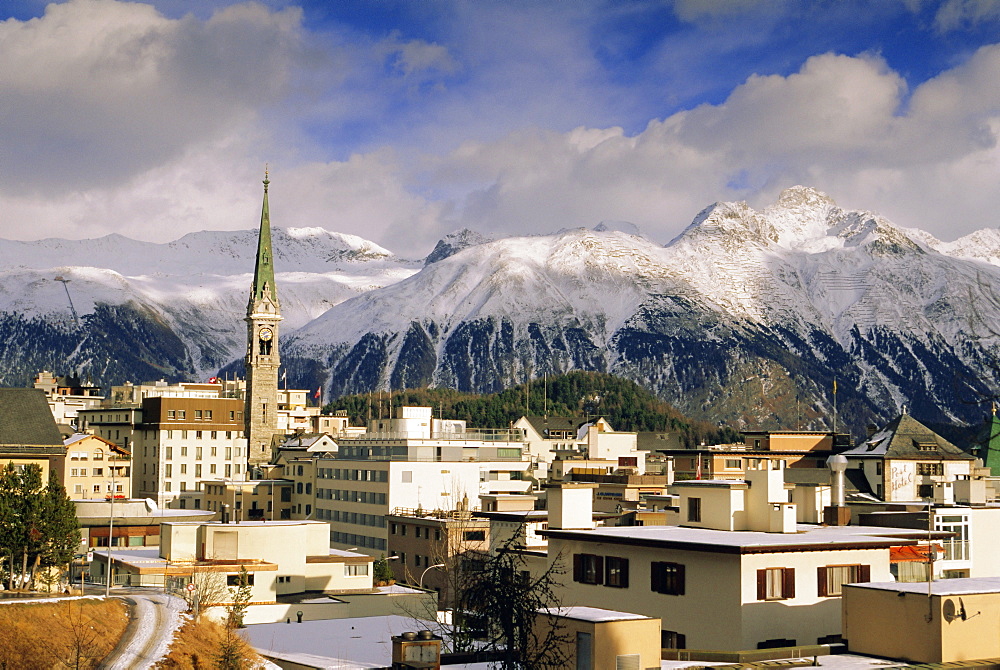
[325, 371, 743, 447]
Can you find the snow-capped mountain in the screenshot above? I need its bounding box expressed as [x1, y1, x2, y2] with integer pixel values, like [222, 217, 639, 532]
[0, 228, 419, 385]
[6, 185, 1000, 435]
[283, 186, 1000, 433]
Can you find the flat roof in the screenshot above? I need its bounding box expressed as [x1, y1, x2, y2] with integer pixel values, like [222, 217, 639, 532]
[246, 614, 438, 668]
[538, 606, 655, 623]
[542, 524, 934, 555]
[849, 576, 1000, 596]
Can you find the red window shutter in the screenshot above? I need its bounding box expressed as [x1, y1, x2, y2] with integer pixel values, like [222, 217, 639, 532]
[783, 568, 795, 599]
[817, 566, 828, 597]
[858, 564, 871, 583]
[677, 563, 686, 596]
[573, 554, 583, 582]
[756, 569, 766, 600]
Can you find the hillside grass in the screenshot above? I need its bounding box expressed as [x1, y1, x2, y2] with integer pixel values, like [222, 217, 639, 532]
[157, 617, 264, 669]
[0, 598, 128, 669]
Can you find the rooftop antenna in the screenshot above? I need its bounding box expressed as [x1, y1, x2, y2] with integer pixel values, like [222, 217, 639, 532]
[54, 276, 80, 328]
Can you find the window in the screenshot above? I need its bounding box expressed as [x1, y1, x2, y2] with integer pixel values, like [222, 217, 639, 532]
[195, 410, 202, 420]
[725, 459, 741, 469]
[918, 463, 944, 476]
[572, 554, 603, 585]
[605, 556, 629, 588]
[687, 497, 702, 523]
[165, 465, 172, 477]
[196, 447, 203, 460]
[181, 447, 188, 457]
[178, 410, 186, 419]
[661, 630, 686, 650]
[402, 471, 413, 483]
[196, 431, 203, 439]
[757, 568, 795, 601]
[180, 464, 187, 475]
[227, 573, 254, 586]
[817, 564, 870, 597]
[463, 530, 486, 542]
[210, 464, 217, 474]
[651, 562, 685, 595]
[93, 450, 104, 460]
[345, 564, 369, 576]
[205, 410, 212, 420]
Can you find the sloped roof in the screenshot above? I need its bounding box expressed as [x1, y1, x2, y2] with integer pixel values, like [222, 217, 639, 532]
[521, 416, 587, 437]
[0, 388, 64, 448]
[840, 414, 974, 461]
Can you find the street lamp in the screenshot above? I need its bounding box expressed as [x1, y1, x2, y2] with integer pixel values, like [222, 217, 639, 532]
[419, 563, 445, 589]
[105, 466, 117, 598]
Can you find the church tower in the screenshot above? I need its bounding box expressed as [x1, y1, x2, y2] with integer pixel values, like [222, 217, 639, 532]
[245, 169, 282, 469]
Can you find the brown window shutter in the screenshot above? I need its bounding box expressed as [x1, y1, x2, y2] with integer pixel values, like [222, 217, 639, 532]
[621, 559, 630, 589]
[817, 566, 828, 597]
[859, 564, 871, 582]
[595, 556, 604, 585]
[756, 569, 766, 600]
[651, 562, 663, 593]
[677, 563, 686, 596]
[573, 554, 582, 582]
[783, 568, 795, 599]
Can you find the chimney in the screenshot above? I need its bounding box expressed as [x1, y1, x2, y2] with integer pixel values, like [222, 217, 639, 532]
[545, 482, 597, 530]
[823, 454, 851, 526]
[392, 630, 441, 669]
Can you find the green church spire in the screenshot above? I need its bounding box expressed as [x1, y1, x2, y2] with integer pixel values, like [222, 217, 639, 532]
[249, 167, 278, 310]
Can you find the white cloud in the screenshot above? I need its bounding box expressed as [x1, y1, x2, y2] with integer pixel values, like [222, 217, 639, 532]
[934, 0, 1000, 31]
[0, 0, 302, 196]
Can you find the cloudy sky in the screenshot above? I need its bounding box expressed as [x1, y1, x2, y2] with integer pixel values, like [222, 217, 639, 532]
[1, 0, 999, 255]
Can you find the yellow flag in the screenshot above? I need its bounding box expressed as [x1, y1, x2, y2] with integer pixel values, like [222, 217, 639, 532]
[833, 379, 837, 395]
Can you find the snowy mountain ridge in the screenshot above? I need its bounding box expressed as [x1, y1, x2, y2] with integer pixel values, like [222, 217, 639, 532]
[4, 185, 1000, 434]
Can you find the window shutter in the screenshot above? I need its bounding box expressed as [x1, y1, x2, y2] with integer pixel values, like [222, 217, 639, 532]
[573, 554, 583, 583]
[817, 566, 828, 597]
[783, 568, 795, 599]
[595, 556, 605, 585]
[756, 569, 766, 600]
[858, 564, 871, 583]
[652, 562, 663, 593]
[677, 563, 686, 595]
[621, 558, 630, 589]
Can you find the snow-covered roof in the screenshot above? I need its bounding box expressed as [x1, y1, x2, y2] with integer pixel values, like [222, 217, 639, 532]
[850, 576, 1000, 596]
[542, 523, 929, 554]
[246, 614, 437, 668]
[538, 606, 654, 623]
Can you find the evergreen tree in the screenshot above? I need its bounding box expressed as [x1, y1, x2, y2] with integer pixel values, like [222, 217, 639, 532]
[38, 470, 80, 584]
[226, 566, 252, 630]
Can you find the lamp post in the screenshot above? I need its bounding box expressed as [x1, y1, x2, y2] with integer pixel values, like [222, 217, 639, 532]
[419, 563, 445, 589]
[105, 466, 116, 597]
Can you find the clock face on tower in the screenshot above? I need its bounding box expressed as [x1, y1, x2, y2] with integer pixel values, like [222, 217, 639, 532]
[259, 327, 273, 342]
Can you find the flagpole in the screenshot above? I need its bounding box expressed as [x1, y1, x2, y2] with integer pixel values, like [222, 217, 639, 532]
[833, 378, 838, 434]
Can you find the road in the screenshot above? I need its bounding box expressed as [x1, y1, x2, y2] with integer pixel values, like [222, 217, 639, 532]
[101, 592, 187, 670]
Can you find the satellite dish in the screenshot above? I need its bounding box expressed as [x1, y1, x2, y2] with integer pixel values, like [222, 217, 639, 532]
[943, 599, 958, 622]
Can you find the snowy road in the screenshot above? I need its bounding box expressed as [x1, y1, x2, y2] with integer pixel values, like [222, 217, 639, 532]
[101, 593, 187, 670]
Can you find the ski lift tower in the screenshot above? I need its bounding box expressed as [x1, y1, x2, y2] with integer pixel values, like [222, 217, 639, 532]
[54, 276, 80, 328]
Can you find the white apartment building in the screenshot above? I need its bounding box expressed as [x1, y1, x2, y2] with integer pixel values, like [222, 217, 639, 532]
[314, 406, 533, 554]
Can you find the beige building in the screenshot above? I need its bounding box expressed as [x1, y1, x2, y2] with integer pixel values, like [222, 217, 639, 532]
[385, 507, 490, 606]
[539, 469, 929, 650]
[843, 577, 1000, 663]
[63, 433, 131, 500]
[95, 519, 374, 605]
[536, 606, 661, 670]
[841, 414, 976, 501]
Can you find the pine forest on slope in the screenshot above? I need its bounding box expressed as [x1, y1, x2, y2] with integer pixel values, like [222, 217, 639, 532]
[3, 186, 1000, 437]
[328, 371, 743, 448]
